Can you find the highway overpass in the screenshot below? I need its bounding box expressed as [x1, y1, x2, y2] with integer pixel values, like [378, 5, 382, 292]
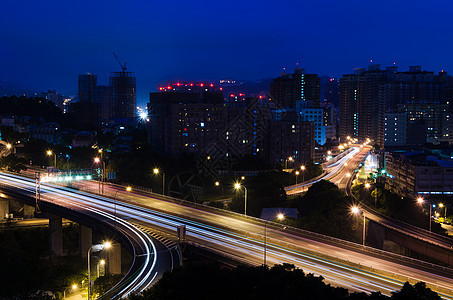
[1, 172, 452, 298]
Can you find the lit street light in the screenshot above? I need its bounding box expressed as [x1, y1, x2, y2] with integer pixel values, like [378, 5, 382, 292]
[46, 150, 56, 169]
[97, 259, 105, 278]
[153, 168, 165, 195]
[285, 156, 293, 169]
[264, 213, 284, 266]
[94, 157, 105, 194]
[234, 182, 247, 216]
[439, 203, 447, 219]
[215, 181, 224, 196]
[63, 284, 78, 299]
[364, 183, 377, 206]
[300, 165, 305, 191]
[87, 242, 111, 299]
[351, 206, 366, 247]
[295, 171, 299, 184]
[417, 197, 433, 232]
[113, 186, 132, 228]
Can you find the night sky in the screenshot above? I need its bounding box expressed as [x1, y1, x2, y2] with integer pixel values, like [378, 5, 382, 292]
[1, 0, 453, 106]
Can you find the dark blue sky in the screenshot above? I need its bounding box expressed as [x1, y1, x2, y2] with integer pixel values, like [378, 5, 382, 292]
[1, 0, 453, 106]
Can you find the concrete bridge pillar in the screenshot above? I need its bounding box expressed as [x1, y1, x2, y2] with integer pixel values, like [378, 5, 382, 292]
[48, 214, 63, 256]
[23, 204, 35, 219]
[0, 198, 9, 219]
[79, 225, 92, 257]
[108, 243, 121, 274]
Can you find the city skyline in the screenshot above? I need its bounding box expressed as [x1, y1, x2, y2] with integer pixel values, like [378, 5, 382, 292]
[2, 0, 453, 106]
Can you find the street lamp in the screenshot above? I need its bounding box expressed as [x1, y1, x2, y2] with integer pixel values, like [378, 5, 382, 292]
[153, 168, 165, 195]
[94, 157, 105, 194]
[47, 150, 56, 169]
[113, 186, 132, 228]
[285, 156, 293, 169]
[234, 182, 247, 216]
[63, 284, 78, 299]
[300, 165, 306, 191]
[97, 259, 105, 278]
[364, 183, 377, 206]
[295, 171, 299, 184]
[351, 205, 366, 247]
[417, 197, 433, 232]
[264, 213, 284, 266]
[215, 181, 224, 196]
[87, 242, 111, 300]
[439, 203, 447, 219]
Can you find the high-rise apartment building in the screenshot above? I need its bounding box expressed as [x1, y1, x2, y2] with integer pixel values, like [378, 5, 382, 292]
[384, 112, 407, 146]
[69, 74, 113, 128]
[269, 111, 315, 166]
[78, 74, 97, 103]
[270, 66, 320, 109]
[148, 83, 225, 156]
[339, 65, 386, 146]
[339, 65, 453, 147]
[109, 71, 136, 120]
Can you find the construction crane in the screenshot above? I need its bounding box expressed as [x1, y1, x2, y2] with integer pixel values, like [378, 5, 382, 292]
[113, 52, 127, 72]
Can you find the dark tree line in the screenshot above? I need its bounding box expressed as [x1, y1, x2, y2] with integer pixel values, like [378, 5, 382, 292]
[128, 262, 440, 300]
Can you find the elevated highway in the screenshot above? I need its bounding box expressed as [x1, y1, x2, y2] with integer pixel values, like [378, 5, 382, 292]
[0, 173, 179, 299]
[285, 146, 453, 262]
[1, 172, 452, 298]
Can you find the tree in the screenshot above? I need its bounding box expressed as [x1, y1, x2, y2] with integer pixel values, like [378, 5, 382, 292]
[391, 282, 440, 300]
[295, 180, 358, 241]
[0, 153, 27, 172]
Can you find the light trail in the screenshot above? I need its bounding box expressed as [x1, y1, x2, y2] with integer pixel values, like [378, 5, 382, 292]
[1, 172, 452, 299]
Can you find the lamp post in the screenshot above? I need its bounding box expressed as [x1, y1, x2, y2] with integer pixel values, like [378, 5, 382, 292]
[87, 242, 111, 300]
[351, 206, 366, 247]
[439, 203, 447, 219]
[63, 284, 78, 299]
[47, 150, 56, 169]
[97, 259, 105, 278]
[94, 157, 105, 194]
[234, 182, 247, 216]
[300, 165, 305, 191]
[295, 171, 299, 184]
[215, 181, 224, 196]
[264, 213, 284, 266]
[153, 168, 165, 195]
[417, 197, 432, 232]
[364, 182, 377, 206]
[113, 186, 132, 228]
[285, 156, 293, 169]
[97, 149, 105, 194]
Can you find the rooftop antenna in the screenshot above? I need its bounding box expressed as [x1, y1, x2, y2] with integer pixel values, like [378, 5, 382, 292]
[113, 52, 127, 72]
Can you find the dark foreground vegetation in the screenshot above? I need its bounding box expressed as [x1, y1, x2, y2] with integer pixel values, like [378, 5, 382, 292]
[129, 262, 440, 300]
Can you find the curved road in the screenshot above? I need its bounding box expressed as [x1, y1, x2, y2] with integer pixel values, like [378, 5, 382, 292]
[1, 172, 452, 298]
[0, 173, 178, 299]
